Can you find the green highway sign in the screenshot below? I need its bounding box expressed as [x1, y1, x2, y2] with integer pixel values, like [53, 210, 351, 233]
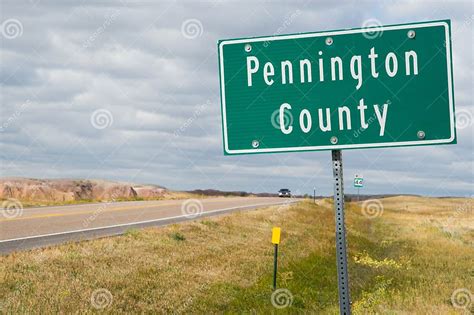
[218, 20, 456, 155]
[354, 175, 364, 188]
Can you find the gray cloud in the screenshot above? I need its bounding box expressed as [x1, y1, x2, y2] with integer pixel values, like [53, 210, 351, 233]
[1, 0, 472, 196]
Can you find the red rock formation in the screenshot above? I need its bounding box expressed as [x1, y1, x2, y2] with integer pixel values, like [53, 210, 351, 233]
[0, 178, 166, 202]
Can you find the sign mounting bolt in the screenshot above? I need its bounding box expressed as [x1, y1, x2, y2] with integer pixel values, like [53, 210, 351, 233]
[407, 30, 416, 39]
[325, 37, 333, 46]
[251, 140, 259, 148]
[330, 136, 338, 144]
[417, 130, 425, 139]
[244, 44, 252, 52]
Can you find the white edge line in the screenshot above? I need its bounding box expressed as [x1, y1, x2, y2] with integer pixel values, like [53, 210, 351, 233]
[0, 201, 297, 244]
[219, 21, 455, 154]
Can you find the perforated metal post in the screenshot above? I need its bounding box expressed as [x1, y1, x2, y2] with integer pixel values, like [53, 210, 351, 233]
[273, 244, 278, 290]
[331, 150, 351, 314]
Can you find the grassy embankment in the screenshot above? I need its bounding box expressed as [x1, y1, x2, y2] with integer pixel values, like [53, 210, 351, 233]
[0, 196, 473, 313]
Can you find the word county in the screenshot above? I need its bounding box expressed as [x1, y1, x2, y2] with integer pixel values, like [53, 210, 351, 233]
[246, 47, 419, 136]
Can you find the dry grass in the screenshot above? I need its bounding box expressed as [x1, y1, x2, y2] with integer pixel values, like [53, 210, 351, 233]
[0, 196, 473, 314]
[349, 197, 473, 314]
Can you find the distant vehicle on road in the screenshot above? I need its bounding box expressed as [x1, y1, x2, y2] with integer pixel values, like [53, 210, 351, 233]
[278, 189, 291, 198]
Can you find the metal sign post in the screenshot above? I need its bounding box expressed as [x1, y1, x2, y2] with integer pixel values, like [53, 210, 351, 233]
[273, 243, 278, 290]
[331, 150, 351, 314]
[354, 175, 363, 202]
[271, 227, 281, 290]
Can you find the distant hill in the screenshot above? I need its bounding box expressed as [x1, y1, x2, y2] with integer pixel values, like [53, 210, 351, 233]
[187, 189, 422, 201]
[0, 178, 166, 203]
[186, 189, 278, 197]
[345, 193, 421, 201]
[187, 188, 318, 199]
[0, 177, 428, 204]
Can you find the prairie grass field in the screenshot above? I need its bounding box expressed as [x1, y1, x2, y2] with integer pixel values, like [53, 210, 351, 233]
[0, 196, 473, 314]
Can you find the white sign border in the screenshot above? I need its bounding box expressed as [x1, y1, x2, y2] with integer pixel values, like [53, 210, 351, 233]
[218, 21, 455, 155]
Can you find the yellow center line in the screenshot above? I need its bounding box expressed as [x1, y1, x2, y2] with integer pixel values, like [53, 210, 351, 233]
[0, 202, 178, 222]
[0, 198, 268, 222]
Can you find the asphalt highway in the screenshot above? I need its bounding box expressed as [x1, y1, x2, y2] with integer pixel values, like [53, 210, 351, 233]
[0, 197, 295, 253]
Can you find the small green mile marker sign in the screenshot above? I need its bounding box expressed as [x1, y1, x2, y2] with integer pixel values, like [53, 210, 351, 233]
[218, 20, 456, 155]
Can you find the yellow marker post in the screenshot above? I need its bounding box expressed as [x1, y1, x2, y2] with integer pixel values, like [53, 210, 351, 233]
[272, 227, 281, 290]
[272, 227, 281, 245]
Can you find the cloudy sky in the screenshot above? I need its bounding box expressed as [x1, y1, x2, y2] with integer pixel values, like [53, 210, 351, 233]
[1, 0, 472, 196]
